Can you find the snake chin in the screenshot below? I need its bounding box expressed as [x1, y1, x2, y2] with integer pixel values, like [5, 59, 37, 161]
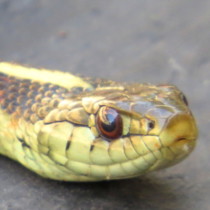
[181, 142, 193, 153]
[171, 138, 196, 159]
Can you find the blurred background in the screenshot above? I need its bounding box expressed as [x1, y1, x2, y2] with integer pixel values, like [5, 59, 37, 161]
[0, 0, 209, 209]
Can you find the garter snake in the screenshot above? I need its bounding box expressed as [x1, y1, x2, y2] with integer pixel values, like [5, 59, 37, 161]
[0, 62, 198, 181]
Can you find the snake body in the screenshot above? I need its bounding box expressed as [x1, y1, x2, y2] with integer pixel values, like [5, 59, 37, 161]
[0, 62, 198, 181]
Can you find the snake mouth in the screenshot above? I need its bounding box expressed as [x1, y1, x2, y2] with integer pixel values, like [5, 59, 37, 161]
[173, 134, 197, 151]
[158, 113, 198, 164]
[175, 135, 197, 145]
[172, 137, 196, 154]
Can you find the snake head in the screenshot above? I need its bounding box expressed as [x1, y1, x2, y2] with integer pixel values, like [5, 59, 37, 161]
[0, 63, 198, 181]
[65, 83, 197, 180]
[39, 83, 198, 181]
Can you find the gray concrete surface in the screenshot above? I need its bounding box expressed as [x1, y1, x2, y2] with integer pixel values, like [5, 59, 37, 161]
[0, 0, 209, 209]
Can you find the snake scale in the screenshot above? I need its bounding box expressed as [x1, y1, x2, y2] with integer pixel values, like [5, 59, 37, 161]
[0, 62, 198, 182]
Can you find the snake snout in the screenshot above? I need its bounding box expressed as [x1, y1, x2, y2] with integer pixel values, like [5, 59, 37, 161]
[159, 113, 198, 154]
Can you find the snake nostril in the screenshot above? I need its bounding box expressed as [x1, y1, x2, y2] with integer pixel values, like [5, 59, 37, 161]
[148, 121, 155, 130]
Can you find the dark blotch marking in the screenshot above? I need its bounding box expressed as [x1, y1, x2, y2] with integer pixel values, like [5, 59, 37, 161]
[17, 137, 31, 148]
[0, 74, 68, 122]
[22, 142, 31, 148]
[65, 141, 71, 150]
[0, 73, 7, 77]
[0, 82, 5, 90]
[71, 86, 84, 95]
[43, 83, 51, 89]
[90, 144, 95, 152]
[50, 85, 61, 92]
[1, 99, 8, 109]
[51, 99, 60, 108]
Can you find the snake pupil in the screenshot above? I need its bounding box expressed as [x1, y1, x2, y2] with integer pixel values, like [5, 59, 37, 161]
[101, 114, 116, 132]
[97, 106, 123, 140]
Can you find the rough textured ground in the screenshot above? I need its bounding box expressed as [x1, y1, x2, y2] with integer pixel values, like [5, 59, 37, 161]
[0, 0, 209, 209]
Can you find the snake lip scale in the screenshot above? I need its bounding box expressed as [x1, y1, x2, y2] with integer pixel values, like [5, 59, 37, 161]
[0, 62, 198, 182]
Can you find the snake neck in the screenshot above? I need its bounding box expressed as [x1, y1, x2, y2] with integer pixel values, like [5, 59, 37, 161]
[0, 62, 92, 90]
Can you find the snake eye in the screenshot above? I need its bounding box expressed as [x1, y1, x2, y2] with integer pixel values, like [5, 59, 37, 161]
[96, 106, 123, 140]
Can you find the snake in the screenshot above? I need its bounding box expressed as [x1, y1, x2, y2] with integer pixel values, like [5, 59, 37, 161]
[0, 62, 198, 182]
